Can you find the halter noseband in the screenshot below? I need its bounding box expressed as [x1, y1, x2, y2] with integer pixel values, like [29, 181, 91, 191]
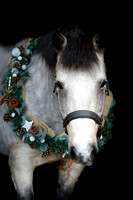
[63, 110, 103, 128]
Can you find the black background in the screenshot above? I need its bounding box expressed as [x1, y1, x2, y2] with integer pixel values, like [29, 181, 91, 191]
[0, 1, 126, 199]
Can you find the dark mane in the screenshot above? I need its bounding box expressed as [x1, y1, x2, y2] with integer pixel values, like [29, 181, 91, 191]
[35, 24, 98, 70]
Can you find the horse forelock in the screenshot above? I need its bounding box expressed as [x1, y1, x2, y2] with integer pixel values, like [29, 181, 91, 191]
[60, 36, 99, 70]
[36, 24, 100, 71]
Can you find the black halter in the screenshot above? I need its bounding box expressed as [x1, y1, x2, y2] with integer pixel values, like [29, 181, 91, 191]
[63, 110, 103, 128]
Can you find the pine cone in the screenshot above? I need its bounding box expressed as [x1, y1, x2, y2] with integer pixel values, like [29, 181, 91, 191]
[29, 125, 38, 134]
[57, 147, 64, 155]
[29, 142, 35, 149]
[17, 128, 25, 136]
[12, 77, 19, 84]
[18, 44, 26, 52]
[42, 148, 53, 157]
[3, 113, 11, 122]
[5, 95, 12, 103]
[8, 98, 19, 108]
[110, 113, 115, 121]
[13, 61, 20, 69]
[48, 147, 53, 155]
[42, 151, 47, 157]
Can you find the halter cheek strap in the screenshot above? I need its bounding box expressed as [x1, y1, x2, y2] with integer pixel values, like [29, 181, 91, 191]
[63, 110, 103, 128]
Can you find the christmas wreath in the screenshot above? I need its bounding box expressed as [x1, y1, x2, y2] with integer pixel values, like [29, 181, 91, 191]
[0, 38, 116, 159]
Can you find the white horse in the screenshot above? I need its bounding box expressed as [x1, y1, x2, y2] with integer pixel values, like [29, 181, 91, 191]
[0, 24, 113, 200]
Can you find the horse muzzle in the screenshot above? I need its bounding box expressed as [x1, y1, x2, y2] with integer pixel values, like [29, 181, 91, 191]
[69, 143, 98, 165]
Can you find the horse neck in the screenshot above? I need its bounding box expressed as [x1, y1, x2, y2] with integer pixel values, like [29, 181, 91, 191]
[25, 54, 64, 134]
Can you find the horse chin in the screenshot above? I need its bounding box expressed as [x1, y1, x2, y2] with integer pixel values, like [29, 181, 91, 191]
[71, 158, 93, 166]
[77, 160, 93, 166]
[86, 160, 93, 166]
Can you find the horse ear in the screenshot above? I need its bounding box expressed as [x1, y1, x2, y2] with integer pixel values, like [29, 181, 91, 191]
[92, 34, 105, 53]
[52, 32, 67, 53]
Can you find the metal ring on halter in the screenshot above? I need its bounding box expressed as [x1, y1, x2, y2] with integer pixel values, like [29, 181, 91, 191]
[63, 110, 103, 128]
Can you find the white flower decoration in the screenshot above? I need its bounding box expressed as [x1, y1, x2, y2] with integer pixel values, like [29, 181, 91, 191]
[18, 56, 22, 61]
[11, 68, 19, 74]
[100, 135, 103, 139]
[11, 113, 16, 117]
[29, 136, 35, 142]
[12, 47, 21, 57]
[22, 120, 33, 132]
[40, 139, 45, 143]
[25, 48, 30, 55]
[21, 64, 27, 70]
[12, 73, 17, 77]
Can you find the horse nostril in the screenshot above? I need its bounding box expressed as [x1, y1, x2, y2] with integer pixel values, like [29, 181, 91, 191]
[70, 146, 77, 159]
[89, 145, 98, 161]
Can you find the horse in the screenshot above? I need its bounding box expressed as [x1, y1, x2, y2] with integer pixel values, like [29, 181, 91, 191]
[0, 24, 114, 200]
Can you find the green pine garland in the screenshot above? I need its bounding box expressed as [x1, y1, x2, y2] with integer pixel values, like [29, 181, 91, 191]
[97, 98, 115, 150]
[0, 38, 115, 158]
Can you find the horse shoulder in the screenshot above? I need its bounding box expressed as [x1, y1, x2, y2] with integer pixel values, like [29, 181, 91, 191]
[9, 141, 60, 169]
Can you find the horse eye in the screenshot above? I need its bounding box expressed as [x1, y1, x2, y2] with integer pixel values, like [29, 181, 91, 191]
[56, 81, 64, 89]
[100, 80, 107, 89]
[53, 81, 64, 93]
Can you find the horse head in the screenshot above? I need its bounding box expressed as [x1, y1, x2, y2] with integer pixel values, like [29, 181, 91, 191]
[52, 26, 107, 165]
